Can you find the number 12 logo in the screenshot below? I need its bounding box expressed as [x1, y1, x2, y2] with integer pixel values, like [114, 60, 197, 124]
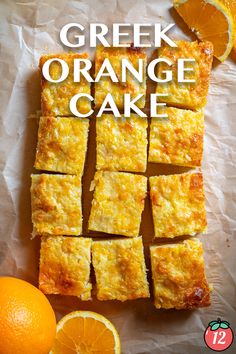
[204, 318, 234, 351]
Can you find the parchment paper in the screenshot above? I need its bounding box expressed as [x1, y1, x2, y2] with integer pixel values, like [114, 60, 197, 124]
[0, 0, 236, 353]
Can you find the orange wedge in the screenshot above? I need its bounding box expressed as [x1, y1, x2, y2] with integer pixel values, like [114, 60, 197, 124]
[50, 311, 121, 354]
[173, 0, 234, 61]
[219, 0, 236, 55]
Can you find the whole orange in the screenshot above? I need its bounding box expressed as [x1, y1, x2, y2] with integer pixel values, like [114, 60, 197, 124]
[0, 277, 56, 354]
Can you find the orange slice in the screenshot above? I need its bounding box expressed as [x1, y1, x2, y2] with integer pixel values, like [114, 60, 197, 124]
[50, 311, 121, 354]
[173, 0, 234, 61]
[219, 0, 236, 55]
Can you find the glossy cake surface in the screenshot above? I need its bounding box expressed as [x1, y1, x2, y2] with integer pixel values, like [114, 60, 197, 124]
[35, 116, 89, 175]
[149, 107, 204, 167]
[40, 53, 91, 116]
[156, 40, 213, 110]
[150, 238, 211, 309]
[88, 171, 147, 237]
[96, 114, 148, 172]
[149, 173, 207, 238]
[95, 45, 147, 108]
[31, 174, 82, 236]
[92, 237, 150, 301]
[39, 236, 92, 299]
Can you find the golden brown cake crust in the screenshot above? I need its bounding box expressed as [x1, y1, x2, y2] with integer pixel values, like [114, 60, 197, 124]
[149, 173, 207, 238]
[39, 236, 92, 299]
[92, 237, 150, 301]
[156, 40, 213, 110]
[150, 239, 211, 309]
[34, 116, 89, 175]
[96, 114, 148, 172]
[149, 107, 204, 167]
[39, 53, 91, 116]
[88, 171, 147, 237]
[95, 45, 147, 108]
[31, 174, 82, 236]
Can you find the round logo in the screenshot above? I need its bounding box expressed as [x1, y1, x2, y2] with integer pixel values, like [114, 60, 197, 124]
[204, 318, 234, 351]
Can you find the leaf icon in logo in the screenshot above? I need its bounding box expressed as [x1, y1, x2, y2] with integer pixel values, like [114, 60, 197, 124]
[220, 322, 229, 329]
[208, 321, 218, 327]
[211, 323, 220, 330]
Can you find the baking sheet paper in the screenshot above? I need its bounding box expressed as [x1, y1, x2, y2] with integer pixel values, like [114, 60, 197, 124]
[0, 0, 236, 353]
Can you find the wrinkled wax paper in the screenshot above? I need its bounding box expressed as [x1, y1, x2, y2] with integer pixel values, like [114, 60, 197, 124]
[0, 0, 236, 353]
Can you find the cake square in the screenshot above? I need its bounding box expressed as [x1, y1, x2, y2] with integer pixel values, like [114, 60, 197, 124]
[39, 53, 91, 116]
[39, 236, 92, 299]
[150, 238, 211, 309]
[149, 107, 204, 167]
[31, 174, 82, 236]
[96, 114, 148, 172]
[149, 173, 207, 238]
[95, 45, 147, 109]
[92, 237, 150, 301]
[88, 171, 147, 237]
[156, 40, 213, 110]
[34, 116, 89, 176]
